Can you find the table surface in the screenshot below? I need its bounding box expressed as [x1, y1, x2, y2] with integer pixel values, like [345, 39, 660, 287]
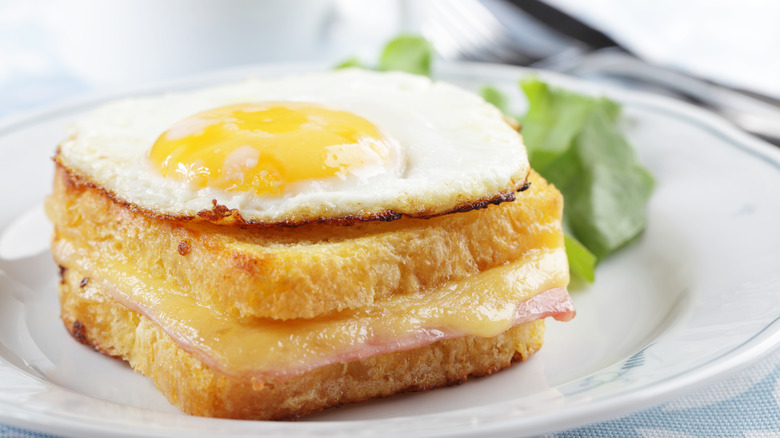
[1, 1, 779, 437]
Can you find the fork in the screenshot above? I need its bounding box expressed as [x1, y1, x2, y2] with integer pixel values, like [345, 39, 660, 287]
[416, 0, 780, 145]
[418, 0, 583, 66]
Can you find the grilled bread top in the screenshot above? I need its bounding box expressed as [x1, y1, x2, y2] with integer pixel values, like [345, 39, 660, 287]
[48, 161, 564, 320]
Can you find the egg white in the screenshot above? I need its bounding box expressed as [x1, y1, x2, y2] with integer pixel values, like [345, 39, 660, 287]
[56, 69, 530, 225]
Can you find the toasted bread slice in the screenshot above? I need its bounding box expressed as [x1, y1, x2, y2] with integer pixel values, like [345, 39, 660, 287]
[47, 163, 564, 320]
[58, 264, 545, 420]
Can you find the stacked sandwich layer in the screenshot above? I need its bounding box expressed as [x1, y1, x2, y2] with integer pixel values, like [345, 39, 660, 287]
[48, 166, 572, 419]
[46, 70, 574, 420]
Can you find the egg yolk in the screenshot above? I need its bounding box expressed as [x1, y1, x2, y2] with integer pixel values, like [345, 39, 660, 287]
[149, 102, 392, 195]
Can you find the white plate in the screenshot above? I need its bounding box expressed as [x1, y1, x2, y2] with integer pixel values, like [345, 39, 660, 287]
[1, 63, 779, 438]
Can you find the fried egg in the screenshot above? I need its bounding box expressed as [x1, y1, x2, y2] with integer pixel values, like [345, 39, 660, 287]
[56, 69, 529, 225]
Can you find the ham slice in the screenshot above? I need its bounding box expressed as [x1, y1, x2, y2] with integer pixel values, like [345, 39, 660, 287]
[55, 237, 574, 379]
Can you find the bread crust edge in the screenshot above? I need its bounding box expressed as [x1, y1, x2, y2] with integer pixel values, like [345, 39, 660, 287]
[58, 264, 546, 420]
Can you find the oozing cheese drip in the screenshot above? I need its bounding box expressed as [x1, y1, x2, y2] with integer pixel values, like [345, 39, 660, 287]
[149, 102, 399, 195]
[54, 239, 572, 379]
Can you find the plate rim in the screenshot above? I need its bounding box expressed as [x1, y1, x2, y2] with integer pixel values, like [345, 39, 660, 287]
[1, 61, 780, 438]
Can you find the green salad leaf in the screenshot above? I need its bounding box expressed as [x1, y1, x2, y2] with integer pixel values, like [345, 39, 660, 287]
[519, 78, 654, 279]
[336, 35, 432, 77]
[378, 35, 433, 76]
[564, 234, 597, 284]
[479, 86, 512, 115]
[334, 56, 366, 70]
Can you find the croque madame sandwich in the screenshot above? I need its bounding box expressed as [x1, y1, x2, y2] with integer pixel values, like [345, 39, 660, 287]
[46, 69, 575, 420]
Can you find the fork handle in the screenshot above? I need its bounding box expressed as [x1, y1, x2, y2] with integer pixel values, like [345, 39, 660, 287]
[562, 49, 780, 146]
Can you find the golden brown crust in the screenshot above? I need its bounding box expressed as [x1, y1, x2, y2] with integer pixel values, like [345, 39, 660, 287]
[47, 164, 564, 320]
[58, 264, 546, 420]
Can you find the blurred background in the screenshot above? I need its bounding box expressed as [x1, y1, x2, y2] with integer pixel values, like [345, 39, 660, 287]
[2, 0, 780, 121]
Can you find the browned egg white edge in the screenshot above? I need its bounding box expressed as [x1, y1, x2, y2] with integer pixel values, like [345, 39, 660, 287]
[54, 150, 531, 228]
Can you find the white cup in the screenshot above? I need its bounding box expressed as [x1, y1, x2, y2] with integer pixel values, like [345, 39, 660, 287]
[45, 0, 337, 86]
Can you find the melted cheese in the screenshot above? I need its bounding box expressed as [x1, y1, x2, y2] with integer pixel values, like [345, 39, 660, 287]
[54, 240, 570, 379]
